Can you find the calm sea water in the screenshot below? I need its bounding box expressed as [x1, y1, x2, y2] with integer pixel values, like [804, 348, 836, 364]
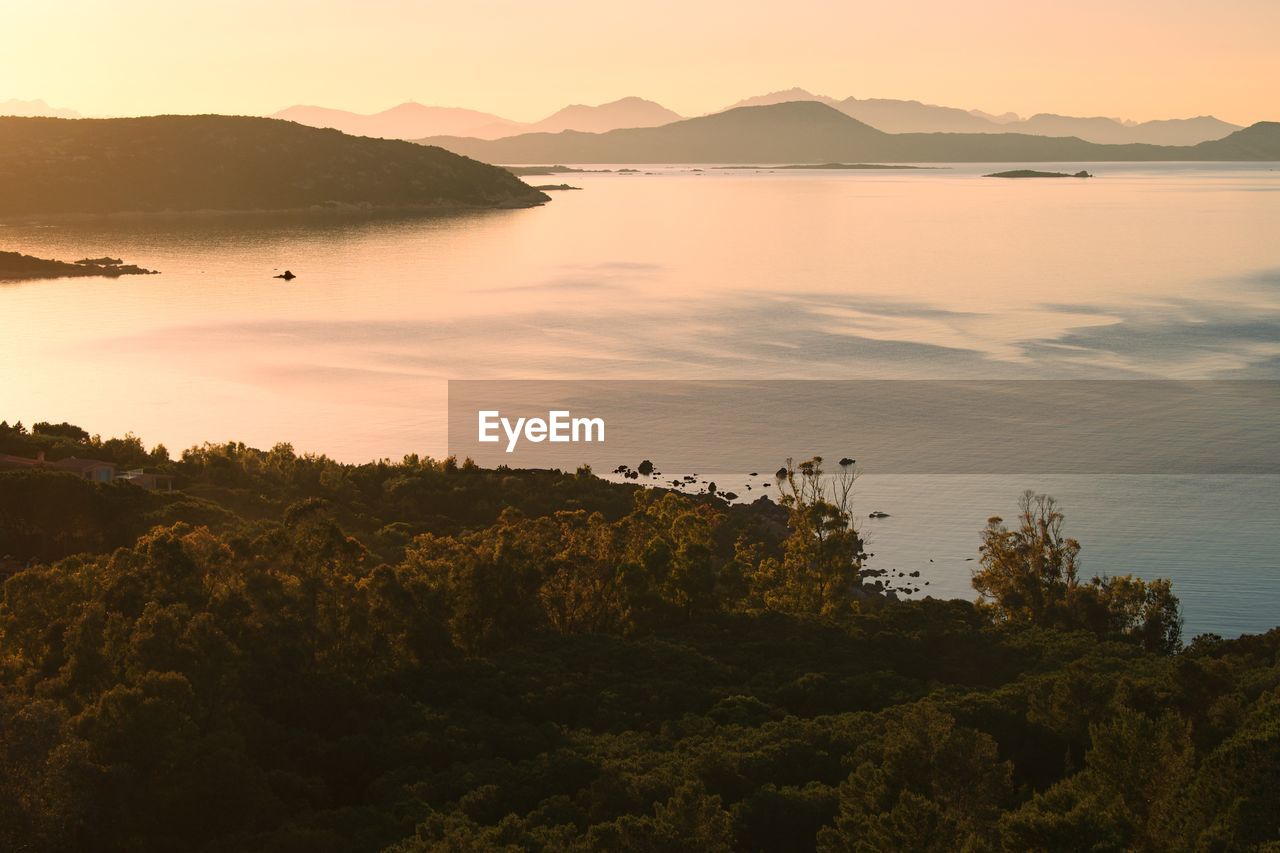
[2, 162, 1277, 636]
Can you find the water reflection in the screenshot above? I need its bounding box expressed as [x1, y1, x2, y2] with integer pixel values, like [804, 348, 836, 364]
[2, 164, 1278, 458]
[2, 164, 1278, 636]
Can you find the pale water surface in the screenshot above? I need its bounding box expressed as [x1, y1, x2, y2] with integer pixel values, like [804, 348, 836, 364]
[2, 163, 1278, 636]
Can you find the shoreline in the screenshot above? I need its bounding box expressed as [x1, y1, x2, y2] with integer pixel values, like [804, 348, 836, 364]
[0, 197, 548, 225]
[0, 250, 158, 282]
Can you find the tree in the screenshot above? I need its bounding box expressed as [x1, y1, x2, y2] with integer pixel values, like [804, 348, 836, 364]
[1000, 709, 1194, 852]
[1090, 575, 1183, 655]
[33, 421, 91, 443]
[819, 704, 1012, 851]
[973, 492, 1182, 652]
[750, 457, 868, 616]
[972, 491, 1080, 626]
[405, 511, 549, 653]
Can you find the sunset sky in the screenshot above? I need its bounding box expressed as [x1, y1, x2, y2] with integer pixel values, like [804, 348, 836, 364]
[3, 0, 1277, 125]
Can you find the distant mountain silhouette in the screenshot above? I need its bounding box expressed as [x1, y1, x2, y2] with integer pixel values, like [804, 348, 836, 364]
[969, 109, 1021, 124]
[1192, 120, 1280, 159]
[526, 97, 683, 134]
[418, 101, 1280, 163]
[728, 89, 995, 133]
[0, 115, 548, 217]
[836, 96, 997, 133]
[272, 103, 522, 140]
[422, 102, 886, 163]
[278, 92, 1242, 147]
[275, 97, 684, 141]
[0, 98, 79, 118]
[724, 89, 1240, 145]
[728, 87, 843, 110]
[1009, 113, 1241, 146]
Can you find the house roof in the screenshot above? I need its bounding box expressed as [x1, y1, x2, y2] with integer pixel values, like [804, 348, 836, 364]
[50, 456, 115, 472]
[0, 453, 116, 473]
[0, 453, 40, 468]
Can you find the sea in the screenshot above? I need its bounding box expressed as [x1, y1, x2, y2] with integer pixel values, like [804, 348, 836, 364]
[2, 161, 1277, 637]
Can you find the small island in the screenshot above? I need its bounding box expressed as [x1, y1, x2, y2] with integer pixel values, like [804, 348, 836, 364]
[985, 169, 1093, 178]
[716, 163, 936, 170]
[505, 165, 586, 176]
[0, 250, 158, 281]
[532, 183, 582, 191]
[505, 165, 617, 176]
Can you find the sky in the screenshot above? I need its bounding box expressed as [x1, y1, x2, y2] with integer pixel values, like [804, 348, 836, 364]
[3, 0, 1277, 124]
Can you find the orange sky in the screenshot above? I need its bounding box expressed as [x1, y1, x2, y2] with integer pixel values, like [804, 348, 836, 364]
[2, 0, 1276, 125]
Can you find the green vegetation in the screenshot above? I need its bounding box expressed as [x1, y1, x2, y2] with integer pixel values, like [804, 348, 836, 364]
[0, 251, 158, 281]
[1, 423, 1276, 852]
[0, 116, 549, 219]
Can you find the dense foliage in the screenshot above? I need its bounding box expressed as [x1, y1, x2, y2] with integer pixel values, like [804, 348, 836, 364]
[1, 424, 1276, 852]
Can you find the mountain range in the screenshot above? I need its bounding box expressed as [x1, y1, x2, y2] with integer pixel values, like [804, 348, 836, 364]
[274, 89, 1244, 146]
[12, 91, 1246, 147]
[416, 101, 1280, 164]
[272, 103, 521, 140]
[727, 88, 1241, 145]
[0, 98, 80, 119]
[272, 97, 680, 141]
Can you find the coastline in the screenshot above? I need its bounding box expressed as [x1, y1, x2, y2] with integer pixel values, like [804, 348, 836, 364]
[0, 250, 158, 282]
[0, 196, 549, 225]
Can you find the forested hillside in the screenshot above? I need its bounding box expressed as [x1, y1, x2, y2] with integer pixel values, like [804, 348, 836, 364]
[0, 420, 1276, 852]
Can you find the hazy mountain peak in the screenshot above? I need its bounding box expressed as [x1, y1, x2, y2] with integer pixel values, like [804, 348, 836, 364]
[0, 98, 80, 118]
[969, 109, 1022, 124]
[272, 102, 521, 140]
[605, 96, 667, 107]
[418, 101, 1276, 164]
[1015, 112, 1240, 144]
[725, 100, 873, 122]
[418, 100, 890, 164]
[275, 90, 1247, 147]
[1026, 112, 1126, 123]
[728, 88, 839, 109]
[827, 95, 997, 133]
[724, 90, 1243, 144]
[274, 96, 686, 140]
[529, 97, 683, 133]
[384, 102, 436, 114]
